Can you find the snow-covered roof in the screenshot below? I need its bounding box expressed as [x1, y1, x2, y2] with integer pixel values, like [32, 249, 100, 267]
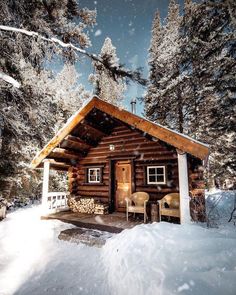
[30, 96, 209, 169]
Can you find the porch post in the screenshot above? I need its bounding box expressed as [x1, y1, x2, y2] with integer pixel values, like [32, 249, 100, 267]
[177, 150, 191, 224]
[42, 160, 50, 210]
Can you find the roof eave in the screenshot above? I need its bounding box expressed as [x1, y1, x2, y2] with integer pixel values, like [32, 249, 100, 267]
[30, 96, 209, 169]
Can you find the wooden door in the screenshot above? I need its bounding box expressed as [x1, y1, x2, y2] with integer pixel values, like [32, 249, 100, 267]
[115, 161, 131, 211]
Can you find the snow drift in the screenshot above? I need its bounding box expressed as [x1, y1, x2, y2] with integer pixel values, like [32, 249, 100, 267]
[102, 222, 236, 295]
[1, 191, 236, 295]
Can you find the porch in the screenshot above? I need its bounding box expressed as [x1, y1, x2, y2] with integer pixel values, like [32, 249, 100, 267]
[41, 210, 143, 233]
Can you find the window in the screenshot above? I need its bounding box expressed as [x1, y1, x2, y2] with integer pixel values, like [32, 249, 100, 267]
[88, 168, 101, 183]
[147, 166, 166, 184]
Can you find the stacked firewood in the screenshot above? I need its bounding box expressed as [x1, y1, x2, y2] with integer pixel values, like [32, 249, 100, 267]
[68, 196, 109, 215]
[94, 203, 109, 215]
[68, 196, 95, 214]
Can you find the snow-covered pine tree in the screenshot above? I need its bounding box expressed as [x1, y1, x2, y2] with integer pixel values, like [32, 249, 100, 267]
[0, 0, 96, 199]
[145, 0, 236, 186]
[145, 0, 183, 131]
[89, 37, 126, 106]
[180, 0, 236, 186]
[144, 10, 163, 121]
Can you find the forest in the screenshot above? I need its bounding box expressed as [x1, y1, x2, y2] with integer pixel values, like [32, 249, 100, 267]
[0, 0, 235, 205]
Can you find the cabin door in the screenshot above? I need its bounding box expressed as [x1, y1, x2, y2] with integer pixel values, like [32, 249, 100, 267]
[115, 161, 132, 212]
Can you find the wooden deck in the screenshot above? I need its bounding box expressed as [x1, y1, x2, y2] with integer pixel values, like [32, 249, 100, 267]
[41, 211, 143, 233]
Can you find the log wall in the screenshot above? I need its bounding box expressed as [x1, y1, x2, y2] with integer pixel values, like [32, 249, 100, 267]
[69, 124, 181, 203]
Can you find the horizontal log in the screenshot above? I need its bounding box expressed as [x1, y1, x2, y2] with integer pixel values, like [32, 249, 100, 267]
[135, 160, 178, 166]
[77, 186, 109, 192]
[77, 179, 109, 185]
[66, 135, 93, 148]
[79, 159, 109, 165]
[111, 125, 153, 135]
[49, 148, 82, 160]
[38, 159, 70, 171]
[76, 190, 108, 197]
[87, 146, 170, 157]
[100, 134, 147, 144]
[49, 165, 69, 171]
[84, 121, 108, 136]
[74, 195, 109, 201]
[61, 139, 91, 152]
[139, 155, 178, 161]
[81, 152, 176, 163]
[111, 126, 128, 131]
[135, 173, 145, 180]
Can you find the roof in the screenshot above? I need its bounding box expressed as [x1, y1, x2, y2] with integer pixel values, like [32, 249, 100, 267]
[30, 96, 209, 169]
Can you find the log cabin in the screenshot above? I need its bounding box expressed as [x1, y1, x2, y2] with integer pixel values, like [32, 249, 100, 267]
[31, 96, 209, 223]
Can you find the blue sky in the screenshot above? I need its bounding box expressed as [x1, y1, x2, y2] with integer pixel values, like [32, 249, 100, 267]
[77, 0, 184, 115]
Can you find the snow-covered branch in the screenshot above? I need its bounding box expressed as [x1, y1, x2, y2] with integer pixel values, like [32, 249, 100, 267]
[0, 71, 21, 88]
[0, 25, 147, 86]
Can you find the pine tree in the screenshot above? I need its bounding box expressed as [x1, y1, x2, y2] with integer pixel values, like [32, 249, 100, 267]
[145, 10, 163, 121]
[183, 0, 236, 185]
[0, 0, 96, 199]
[89, 37, 126, 106]
[145, 0, 182, 131]
[144, 0, 236, 186]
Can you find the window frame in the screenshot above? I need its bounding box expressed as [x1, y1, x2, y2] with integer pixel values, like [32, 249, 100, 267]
[88, 167, 101, 183]
[146, 165, 166, 185]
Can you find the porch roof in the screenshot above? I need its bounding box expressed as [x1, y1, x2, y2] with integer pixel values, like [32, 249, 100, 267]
[30, 96, 209, 170]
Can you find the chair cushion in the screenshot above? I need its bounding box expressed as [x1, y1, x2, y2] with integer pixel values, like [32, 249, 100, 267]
[169, 200, 179, 209]
[160, 208, 180, 218]
[128, 206, 145, 213]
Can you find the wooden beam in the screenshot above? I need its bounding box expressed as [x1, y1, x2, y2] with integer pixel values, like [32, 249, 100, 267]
[60, 139, 89, 153]
[30, 98, 96, 169]
[39, 159, 70, 170]
[80, 120, 107, 137]
[66, 135, 93, 149]
[49, 148, 82, 160]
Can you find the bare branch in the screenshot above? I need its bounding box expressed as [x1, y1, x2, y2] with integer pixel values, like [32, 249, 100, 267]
[0, 25, 147, 86]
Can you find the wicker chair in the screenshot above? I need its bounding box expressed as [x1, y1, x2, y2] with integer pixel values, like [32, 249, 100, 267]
[158, 193, 180, 221]
[126, 192, 149, 223]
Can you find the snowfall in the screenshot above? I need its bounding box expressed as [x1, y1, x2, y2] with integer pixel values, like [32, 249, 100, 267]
[0, 191, 236, 295]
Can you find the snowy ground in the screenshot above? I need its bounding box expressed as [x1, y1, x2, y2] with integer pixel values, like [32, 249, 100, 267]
[0, 192, 236, 295]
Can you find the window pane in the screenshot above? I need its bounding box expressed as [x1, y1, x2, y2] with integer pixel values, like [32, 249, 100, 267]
[156, 175, 164, 182]
[149, 175, 156, 183]
[156, 167, 164, 174]
[149, 168, 156, 174]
